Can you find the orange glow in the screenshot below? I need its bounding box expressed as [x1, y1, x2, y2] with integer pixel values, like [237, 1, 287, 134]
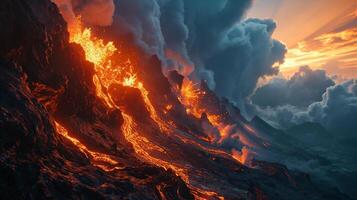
[178, 79, 205, 118]
[66, 19, 189, 186]
[232, 147, 252, 166]
[163, 104, 173, 114]
[121, 112, 233, 199]
[248, 0, 357, 48]
[192, 190, 225, 200]
[123, 73, 137, 87]
[165, 49, 194, 76]
[68, 16, 170, 149]
[165, 104, 172, 110]
[68, 18, 168, 132]
[54, 121, 120, 171]
[280, 27, 357, 78]
[177, 78, 255, 166]
[66, 16, 251, 198]
[70, 26, 117, 66]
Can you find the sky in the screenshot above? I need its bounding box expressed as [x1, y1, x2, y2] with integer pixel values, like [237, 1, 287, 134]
[247, 0, 357, 79]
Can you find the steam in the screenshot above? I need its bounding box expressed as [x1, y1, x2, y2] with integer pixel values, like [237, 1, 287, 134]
[52, 0, 115, 26]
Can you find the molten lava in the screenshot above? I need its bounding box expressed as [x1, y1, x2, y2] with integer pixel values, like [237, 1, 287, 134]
[177, 78, 255, 165]
[68, 19, 167, 132]
[54, 121, 120, 171]
[64, 17, 253, 198]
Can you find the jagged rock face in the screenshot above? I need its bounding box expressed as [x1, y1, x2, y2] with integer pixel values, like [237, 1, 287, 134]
[0, 0, 352, 199]
[108, 83, 151, 122]
[0, 62, 192, 200]
[0, 0, 194, 199]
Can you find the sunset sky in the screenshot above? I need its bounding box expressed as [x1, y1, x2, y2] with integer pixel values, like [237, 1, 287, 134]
[248, 0, 357, 79]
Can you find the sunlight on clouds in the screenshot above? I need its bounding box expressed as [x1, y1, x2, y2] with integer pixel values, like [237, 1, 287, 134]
[280, 27, 357, 78]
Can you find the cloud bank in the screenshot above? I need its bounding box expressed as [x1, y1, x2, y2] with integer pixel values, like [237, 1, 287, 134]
[254, 68, 357, 136]
[252, 66, 335, 108]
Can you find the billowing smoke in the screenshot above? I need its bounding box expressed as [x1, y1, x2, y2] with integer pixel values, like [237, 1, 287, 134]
[51, 0, 76, 24]
[252, 74, 357, 198]
[52, 0, 287, 115]
[51, 0, 357, 141]
[203, 18, 286, 110]
[109, 0, 286, 113]
[306, 79, 357, 135]
[252, 66, 335, 108]
[110, 0, 165, 57]
[72, 0, 115, 26]
[254, 68, 357, 136]
[52, 0, 115, 26]
[50, 1, 356, 196]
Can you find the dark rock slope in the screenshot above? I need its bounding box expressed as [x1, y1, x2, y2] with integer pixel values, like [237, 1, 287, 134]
[0, 0, 351, 199]
[0, 0, 193, 199]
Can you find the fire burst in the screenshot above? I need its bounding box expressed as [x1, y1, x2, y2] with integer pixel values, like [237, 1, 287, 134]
[63, 16, 253, 198]
[177, 78, 254, 165]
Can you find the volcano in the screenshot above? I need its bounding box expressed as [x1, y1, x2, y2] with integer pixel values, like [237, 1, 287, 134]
[0, 0, 352, 200]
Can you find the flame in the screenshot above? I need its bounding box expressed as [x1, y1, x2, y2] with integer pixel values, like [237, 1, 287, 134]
[54, 121, 120, 171]
[66, 17, 248, 197]
[177, 78, 255, 165]
[68, 18, 168, 132]
[123, 73, 137, 87]
[67, 18, 174, 170]
[232, 147, 252, 166]
[70, 26, 117, 66]
[179, 79, 205, 118]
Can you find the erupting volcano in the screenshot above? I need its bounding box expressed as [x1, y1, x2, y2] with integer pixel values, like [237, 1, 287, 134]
[0, 0, 355, 199]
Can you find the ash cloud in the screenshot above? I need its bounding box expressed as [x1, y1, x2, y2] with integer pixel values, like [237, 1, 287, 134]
[110, 0, 165, 56]
[53, 0, 356, 137]
[109, 0, 286, 110]
[252, 66, 335, 108]
[252, 76, 357, 198]
[304, 79, 357, 135]
[255, 73, 357, 136]
[72, 0, 115, 26]
[52, 0, 115, 26]
[204, 18, 286, 110]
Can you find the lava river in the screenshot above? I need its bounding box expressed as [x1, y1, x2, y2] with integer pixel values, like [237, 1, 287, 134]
[50, 17, 257, 199]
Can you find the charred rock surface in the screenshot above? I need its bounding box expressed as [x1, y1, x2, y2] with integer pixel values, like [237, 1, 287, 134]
[0, 0, 193, 199]
[0, 61, 193, 200]
[0, 0, 352, 200]
[108, 83, 151, 122]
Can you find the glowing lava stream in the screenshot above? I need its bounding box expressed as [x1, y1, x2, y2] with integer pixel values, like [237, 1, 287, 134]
[68, 19, 193, 185]
[121, 113, 227, 199]
[54, 122, 121, 172]
[67, 19, 249, 198]
[69, 20, 168, 132]
[178, 79, 253, 165]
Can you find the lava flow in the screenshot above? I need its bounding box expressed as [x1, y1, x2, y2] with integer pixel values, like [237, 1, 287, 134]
[63, 17, 255, 199]
[54, 121, 120, 172]
[177, 78, 254, 165]
[69, 19, 168, 132]
[1, 0, 352, 199]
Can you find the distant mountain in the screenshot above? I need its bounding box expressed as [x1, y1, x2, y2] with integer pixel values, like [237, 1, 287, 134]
[287, 122, 335, 148]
